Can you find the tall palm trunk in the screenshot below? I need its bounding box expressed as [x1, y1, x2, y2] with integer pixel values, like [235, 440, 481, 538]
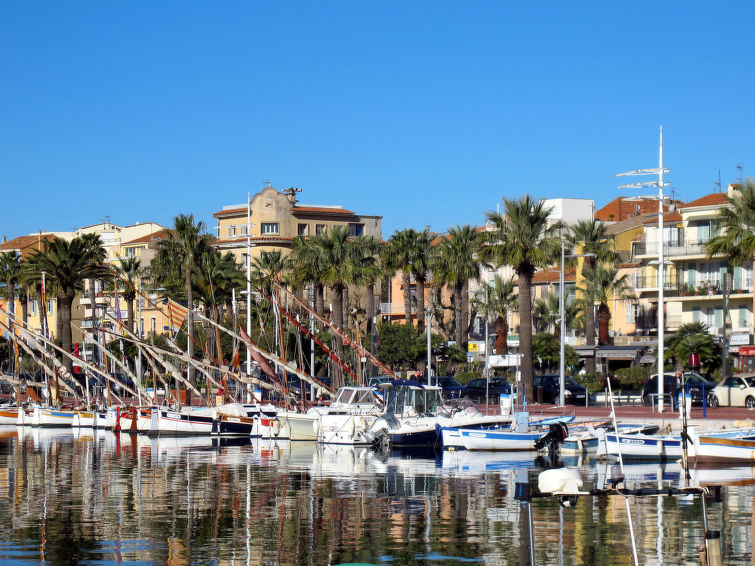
[583, 260, 596, 372]
[461, 279, 470, 351]
[403, 272, 412, 325]
[495, 315, 508, 355]
[597, 303, 612, 346]
[59, 292, 75, 375]
[185, 264, 194, 406]
[517, 272, 534, 405]
[453, 281, 463, 345]
[342, 287, 349, 330]
[416, 275, 426, 332]
[331, 284, 344, 389]
[127, 298, 135, 336]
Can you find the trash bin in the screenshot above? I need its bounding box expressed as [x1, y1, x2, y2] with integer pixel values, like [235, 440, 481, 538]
[500, 393, 512, 416]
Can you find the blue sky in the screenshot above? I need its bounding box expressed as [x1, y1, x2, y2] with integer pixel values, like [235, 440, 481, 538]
[1, 1, 753, 240]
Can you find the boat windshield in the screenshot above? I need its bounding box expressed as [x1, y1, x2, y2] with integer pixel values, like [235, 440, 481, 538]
[384, 386, 443, 415]
[332, 388, 377, 406]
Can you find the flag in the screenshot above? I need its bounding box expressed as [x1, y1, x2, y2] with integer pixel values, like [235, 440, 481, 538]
[165, 298, 189, 337]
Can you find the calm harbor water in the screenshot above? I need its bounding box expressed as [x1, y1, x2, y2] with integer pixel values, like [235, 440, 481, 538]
[0, 426, 752, 565]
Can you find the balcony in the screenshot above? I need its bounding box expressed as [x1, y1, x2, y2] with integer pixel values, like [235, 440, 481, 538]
[630, 275, 682, 296]
[633, 239, 710, 259]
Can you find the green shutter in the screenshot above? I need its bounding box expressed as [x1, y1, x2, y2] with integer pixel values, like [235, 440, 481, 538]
[715, 308, 723, 328]
[688, 263, 696, 286]
[692, 308, 700, 323]
[734, 266, 742, 290]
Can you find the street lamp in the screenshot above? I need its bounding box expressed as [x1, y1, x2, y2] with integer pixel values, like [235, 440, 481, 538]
[617, 126, 670, 412]
[560, 245, 595, 406]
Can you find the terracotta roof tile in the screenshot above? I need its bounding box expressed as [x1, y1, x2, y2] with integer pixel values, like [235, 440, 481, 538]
[292, 206, 354, 215]
[642, 212, 682, 224]
[595, 197, 682, 222]
[213, 207, 247, 218]
[121, 230, 171, 246]
[532, 267, 577, 284]
[0, 234, 56, 256]
[678, 193, 729, 209]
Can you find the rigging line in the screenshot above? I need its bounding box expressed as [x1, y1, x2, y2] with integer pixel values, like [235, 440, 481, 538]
[271, 278, 395, 378]
[253, 286, 358, 382]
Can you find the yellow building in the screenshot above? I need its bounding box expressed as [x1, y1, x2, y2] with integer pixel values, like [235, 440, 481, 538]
[212, 184, 382, 263]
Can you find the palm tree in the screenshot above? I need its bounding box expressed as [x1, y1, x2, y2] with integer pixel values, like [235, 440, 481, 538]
[23, 236, 112, 374]
[383, 229, 419, 327]
[152, 214, 213, 402]
[477, 275, 518, 355]
[0, 252, 22, 373]
[349, 236, 381, 349]
[479, 196, 562, 404]
[113, 257, 142, 334]
[252, 250, 289, 293]
[567, 220, 620, 372]
[435, 225, 483, 350]
[578, 265, 636, 345]
[290, 236, 327, 317]
[665, 322, 720, 373]
[706, 179, 755, 267]
[533, 291, 584, 338]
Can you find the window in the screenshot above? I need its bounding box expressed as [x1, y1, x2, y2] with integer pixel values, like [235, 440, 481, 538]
[261, 223, 279, 235]
[125, 246, 139, 258]
[230, 225, 237, 236]
[150, 316, 156, 334]
[315, 224, 327, 235]
[31, 300, 37, 315]
[48, 300, 54, 314]
[625, 301, 639, 323]
[697, 262, 720, 286]
[348, 223, 364, 237]
[744, 264, 754, 290]
[298, 223, 308, 236]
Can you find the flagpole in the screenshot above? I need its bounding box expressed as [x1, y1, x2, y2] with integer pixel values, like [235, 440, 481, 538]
[246, 191, 252, 403]
[137, 277, 143, 405]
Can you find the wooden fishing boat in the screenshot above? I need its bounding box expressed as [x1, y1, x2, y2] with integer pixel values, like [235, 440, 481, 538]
[147, 408, 215, 436]
[597, 431, 682, 460]
[0, 406, 20, 425]
[72, 411, 95, 427]
[688, 431, 755, 463]
[441, 426, 545, 451]
[31, 406, 75, 427]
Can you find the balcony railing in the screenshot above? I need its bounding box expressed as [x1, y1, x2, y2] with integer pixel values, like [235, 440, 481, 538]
[633, 239, 710, 257]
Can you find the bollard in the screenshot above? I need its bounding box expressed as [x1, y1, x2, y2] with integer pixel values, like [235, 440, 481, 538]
[705, 530, 722, 566]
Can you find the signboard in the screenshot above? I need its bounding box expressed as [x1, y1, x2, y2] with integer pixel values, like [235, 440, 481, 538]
[507, 335, 520, 347]
[467, 342, 480, 352]
[730, 333, 752, 346]
[739, 346, 755, 357]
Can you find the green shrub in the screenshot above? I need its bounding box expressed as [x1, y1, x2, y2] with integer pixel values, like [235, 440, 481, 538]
[577, 372, 606, 393]
[613, 367, 649, 390]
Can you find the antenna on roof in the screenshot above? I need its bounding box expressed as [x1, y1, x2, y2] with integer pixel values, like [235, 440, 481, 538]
[262, 180, 272, 187]
[737, 164, 744, 186]
[714, 170, 722, 192]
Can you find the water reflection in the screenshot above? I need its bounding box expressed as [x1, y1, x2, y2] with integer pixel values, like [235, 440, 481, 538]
[0, 427, 751, 564]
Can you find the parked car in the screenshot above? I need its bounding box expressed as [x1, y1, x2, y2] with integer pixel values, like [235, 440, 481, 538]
[642, 372, 716, 407]
[429, 376, 466, 399]
[711, 375, 755, 408]
[464, 377, 512, 403]
[533, 374, 587, 405]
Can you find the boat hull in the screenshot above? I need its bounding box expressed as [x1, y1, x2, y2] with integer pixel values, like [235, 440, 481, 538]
[442, 427, 542, 451]
[0, 408, 19, 425]
[72, 411, 95, 427]
[31, 406, 75, 427]
[149, 409, 215, 436]
[598, 433, 681, 460]
[281, 412, 317, 441]
[690, 435, 755, 463]
[213, 415, 255, 436]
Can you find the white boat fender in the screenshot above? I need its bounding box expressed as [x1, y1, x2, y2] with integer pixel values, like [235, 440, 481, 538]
[538, 468, 584, 507]
[312, 418, 320, 435]
[272, 419, 281, 436]
[347, 418, 355, 437]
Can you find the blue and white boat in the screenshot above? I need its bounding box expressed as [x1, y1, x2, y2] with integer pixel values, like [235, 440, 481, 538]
[597, 430, 682, 460]
[441, 425, 545, 451]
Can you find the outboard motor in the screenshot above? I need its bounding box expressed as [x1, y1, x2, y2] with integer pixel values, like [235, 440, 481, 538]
[534, 422, 569, 463]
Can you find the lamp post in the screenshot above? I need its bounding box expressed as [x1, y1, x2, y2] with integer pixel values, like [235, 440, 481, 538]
[617, 126, 669, 412]
[560, 244, 595, 406]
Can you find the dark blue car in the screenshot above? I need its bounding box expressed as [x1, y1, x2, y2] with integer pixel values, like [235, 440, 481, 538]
[430, 376, 466, 399]
[465, 377, 511, 403]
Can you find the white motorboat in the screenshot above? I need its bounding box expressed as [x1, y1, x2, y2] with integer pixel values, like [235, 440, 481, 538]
[278, 410, 318, 441]
[315, 386, 383, 445]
